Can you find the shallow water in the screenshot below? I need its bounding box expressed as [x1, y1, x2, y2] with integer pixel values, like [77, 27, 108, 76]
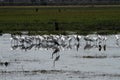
[0, 34, 120, 80]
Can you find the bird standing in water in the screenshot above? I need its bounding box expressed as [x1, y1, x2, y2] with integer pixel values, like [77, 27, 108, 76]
[98, 44, 102, 51]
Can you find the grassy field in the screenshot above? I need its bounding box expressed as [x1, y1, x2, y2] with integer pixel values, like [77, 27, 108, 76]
[0, 6, 120, 34]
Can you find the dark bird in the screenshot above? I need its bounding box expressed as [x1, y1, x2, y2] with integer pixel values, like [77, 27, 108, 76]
[52, 46, 60, 59]
[99, 44, 102, 51]
[76, 36, 80, 42]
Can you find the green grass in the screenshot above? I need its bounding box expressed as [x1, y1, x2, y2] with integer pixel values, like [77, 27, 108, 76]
[0, 6, 120, 34]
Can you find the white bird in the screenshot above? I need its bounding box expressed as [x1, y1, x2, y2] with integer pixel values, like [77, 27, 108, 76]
[115, 35, 120, 41]
[67, 36, 72, 44]
[115, 35, 120, 46]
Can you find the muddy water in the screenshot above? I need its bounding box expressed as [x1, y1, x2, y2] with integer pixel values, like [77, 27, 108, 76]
[0, 34, 120, 80]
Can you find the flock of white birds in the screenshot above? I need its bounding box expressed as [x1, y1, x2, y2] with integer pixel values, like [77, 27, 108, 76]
[10, 34, 120, 64]
[10, 34, 120, 50]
